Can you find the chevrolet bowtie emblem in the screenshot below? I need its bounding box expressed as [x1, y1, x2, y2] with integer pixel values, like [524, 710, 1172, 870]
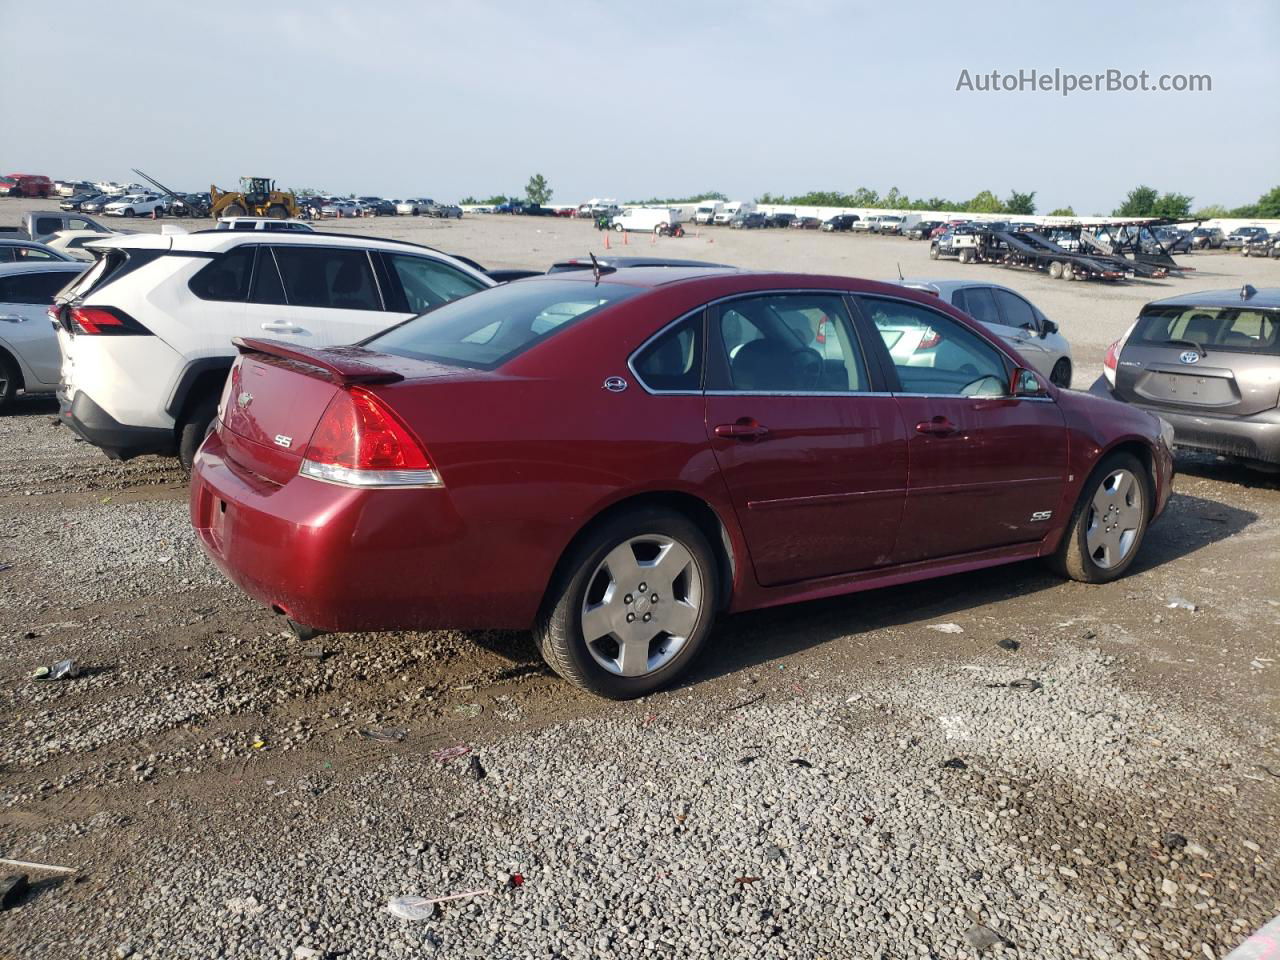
[236, 392, 253, 409]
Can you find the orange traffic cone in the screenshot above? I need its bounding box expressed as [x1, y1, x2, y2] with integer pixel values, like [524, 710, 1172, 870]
[623, 230, 629, 245]
[604, 231, 611, 249]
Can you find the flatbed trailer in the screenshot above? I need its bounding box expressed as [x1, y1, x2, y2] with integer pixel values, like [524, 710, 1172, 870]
[940, 227, 1128, 281]
[1056, 218, 1198, 275]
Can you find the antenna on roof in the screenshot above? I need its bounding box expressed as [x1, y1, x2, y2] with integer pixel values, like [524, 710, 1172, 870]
[589, 252, 602, 285]
[897, 262, 904, 282]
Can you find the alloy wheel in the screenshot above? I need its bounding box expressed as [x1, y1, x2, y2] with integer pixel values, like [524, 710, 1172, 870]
[1085, 469, 1143, 569]
[580, 534, 703, 677]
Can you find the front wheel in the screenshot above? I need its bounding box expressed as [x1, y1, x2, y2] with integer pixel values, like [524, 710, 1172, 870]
[266, 204, 289, 220]
[1050, 452, 1150, 584]
[535, 508, 719, 699]
[928, 245, 939, 260]
[1049, 357, 1072, 388]
[614, 223, 624, 232]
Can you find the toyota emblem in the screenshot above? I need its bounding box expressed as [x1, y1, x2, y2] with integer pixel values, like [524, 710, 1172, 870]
[1178, 351, 1200, 365]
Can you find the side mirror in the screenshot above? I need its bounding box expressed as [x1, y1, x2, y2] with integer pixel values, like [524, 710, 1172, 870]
[1012, 367, 1048, 397]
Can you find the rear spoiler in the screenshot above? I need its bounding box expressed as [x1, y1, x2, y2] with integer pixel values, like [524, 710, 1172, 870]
[233, 338, 404, 385]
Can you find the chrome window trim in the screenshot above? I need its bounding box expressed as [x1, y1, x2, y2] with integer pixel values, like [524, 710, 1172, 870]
[629, 288, 886, 397]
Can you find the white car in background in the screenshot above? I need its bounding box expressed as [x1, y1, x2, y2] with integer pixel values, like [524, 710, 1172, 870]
[53, 231, 495, 468]
[103, 194, 165, 217]
[215, 217, 315, 233]
[45, 230, 116, 261]
[892, 278, 1074, 387]
[397, 197, 432, 215]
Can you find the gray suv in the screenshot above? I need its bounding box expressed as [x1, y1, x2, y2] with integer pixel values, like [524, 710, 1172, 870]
[1093, 285, 1280, 470]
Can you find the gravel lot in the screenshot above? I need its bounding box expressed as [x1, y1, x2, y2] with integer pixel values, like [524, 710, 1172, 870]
[0, 201, 1277, 959]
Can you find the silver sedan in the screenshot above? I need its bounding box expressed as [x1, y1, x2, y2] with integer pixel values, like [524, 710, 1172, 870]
[894, 278, 1074, 387]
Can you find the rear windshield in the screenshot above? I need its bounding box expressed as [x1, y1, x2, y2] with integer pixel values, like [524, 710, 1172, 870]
[1132, 305, 1280, 356]
[365, 279, 639, 369]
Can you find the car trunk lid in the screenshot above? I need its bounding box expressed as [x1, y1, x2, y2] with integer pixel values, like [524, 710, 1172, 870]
[216, 339, 466, 485]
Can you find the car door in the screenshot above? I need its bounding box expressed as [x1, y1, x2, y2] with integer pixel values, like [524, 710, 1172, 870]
[854, 294, 1068, 563]
[704, 291, 908, 586]
[0, 270, 77, 384]
[989, 287, 1053, 373]
[267, 244, 392, 345]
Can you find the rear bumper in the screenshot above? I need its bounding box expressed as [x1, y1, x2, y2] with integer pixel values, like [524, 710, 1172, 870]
[1090, 377, 1280, 466]
[59, 388, 174, 460]
[189, 431, 543, 632]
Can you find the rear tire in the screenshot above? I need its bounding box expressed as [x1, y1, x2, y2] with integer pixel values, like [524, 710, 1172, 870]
[1062, 263, 1075, 280]
[178, 398, 219, 473]
[1048, 261, 1063, 279]
[959, 248, 974, 264]
[1050, 452, 1150, 584]
[534, 507, 719, 699]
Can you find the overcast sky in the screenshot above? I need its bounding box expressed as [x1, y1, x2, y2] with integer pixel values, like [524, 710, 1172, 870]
[2, 0, 1275, 213]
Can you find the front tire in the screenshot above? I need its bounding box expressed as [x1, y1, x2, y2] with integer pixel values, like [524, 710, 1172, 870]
[535, 508, 719, 699]
[1050, 452, 1150, 584]
[221, 203, 247, 219]
[1048, 261, 1063, 279]
[266, 204, 289, 219]
[1050, 357, 1072, 388]
[0, 352, 18, 412]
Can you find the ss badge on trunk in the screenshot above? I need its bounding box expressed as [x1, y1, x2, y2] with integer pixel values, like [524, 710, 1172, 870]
[1030, 510, 1052, 522]
[274, 435, 293, 448]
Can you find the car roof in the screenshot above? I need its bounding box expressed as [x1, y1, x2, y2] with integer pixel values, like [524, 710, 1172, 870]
[895, 278, 1021, 299]
[549, 256, 734, 271]
[0, 261, 86, 276]
[1145, 286, 1280, 310]
[0, 238, 60, 249]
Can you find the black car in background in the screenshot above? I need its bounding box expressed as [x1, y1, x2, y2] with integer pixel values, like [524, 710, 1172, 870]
[60, 192, 107, 212]
[766, 212, 796, 228]
[730, 212, 767, 229]
[904, 219, 942, 240]
[358, 197, 397, 216]
[822, 214, 860, 232]
[791, 216, 822, 229]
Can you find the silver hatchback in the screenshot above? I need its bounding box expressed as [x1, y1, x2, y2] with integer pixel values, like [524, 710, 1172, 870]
[1095, 285, 1280, 470]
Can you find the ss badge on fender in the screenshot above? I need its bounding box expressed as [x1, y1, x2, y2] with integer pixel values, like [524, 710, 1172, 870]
[1030, 510, 1053, 522]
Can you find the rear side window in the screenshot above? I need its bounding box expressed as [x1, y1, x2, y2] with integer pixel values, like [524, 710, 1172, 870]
[386, 254, 487, 314]
[249, 248, 287, 305]
[189, 246, 254, 301]
[0, 271, 79, 304]
[633, 314, 703, 392]
[367, 279, 638, 369]
[35, 217, 61, 236]
[272, 246, 380, 311]
[1131, 306, 1280, 356]
[954, 287, 1000, 326]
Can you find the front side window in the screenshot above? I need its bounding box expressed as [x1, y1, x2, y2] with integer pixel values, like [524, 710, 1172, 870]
[633, 314, 703, 392]
[713, 293, 866, 393]
[272, 246, 380, 311]
[387, 254, 488, 314]
[860, 296, 1008, 397]
[993, 289, 1037, 329]
[367, 279, 638, 369]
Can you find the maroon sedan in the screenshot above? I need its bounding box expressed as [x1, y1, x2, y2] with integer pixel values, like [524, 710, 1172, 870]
[191, 268, 1173, 699]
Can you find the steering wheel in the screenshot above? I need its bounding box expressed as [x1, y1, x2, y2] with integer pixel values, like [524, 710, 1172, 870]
[959, 374, 1006, 397]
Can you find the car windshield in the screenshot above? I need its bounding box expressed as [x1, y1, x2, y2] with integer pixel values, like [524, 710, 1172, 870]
[1131, 305, 1280, 356]
[365, 279, 639, 369]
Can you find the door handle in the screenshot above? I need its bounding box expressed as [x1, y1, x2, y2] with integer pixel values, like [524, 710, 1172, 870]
[261, 322, 303, 333]
[915, 416, 959, 437]
[714, 418, 770, 441]
[0, 314, 24, 323]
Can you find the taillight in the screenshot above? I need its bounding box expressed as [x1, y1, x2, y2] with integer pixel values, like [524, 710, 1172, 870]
[1103, 320, 1138, 387]
[299, 387, 440, 488]
[69, 306, 150, 336]
[918, 327, 942, 350]
[815, 316, 827, 345]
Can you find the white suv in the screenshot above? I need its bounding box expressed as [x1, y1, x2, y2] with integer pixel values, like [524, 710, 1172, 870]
[54, 231, 493, 468]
